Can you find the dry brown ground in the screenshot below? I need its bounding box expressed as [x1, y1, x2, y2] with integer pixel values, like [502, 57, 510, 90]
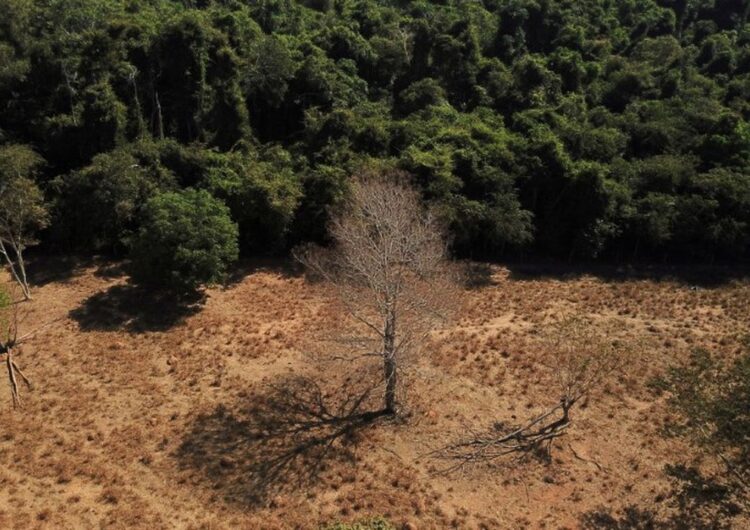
[0, 258, 748, 529]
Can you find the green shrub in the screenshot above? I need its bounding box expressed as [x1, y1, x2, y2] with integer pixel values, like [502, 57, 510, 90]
[52, 143, 176, 253]
[320, 518, 395, 530]
[653, 345, 750, 493]
[198, 147, 302, 254]
[129, 189, 239, 292]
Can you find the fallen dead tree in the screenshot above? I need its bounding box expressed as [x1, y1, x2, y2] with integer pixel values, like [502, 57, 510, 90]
[3, 341, 32, 408]
[0, 286, 55, 407]
[435, 397, 576, 472]
[432, 315, 635, 473]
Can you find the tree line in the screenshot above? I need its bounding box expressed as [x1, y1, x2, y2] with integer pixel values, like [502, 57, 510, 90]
[1, 0, 750, 271]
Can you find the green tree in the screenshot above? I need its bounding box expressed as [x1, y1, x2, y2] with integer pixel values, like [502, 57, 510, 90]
[53, 143, 175, 253]
[198, 147, 302, 254]
[130, 188, 238, 292]
[0, 145, 48, 300]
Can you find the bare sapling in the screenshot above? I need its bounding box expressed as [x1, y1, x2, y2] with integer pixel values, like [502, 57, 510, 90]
[0, 290, 30, 407]
[0, 284, 57, 407]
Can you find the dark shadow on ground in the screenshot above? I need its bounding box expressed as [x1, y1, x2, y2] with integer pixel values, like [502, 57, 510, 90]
[69, 283, 204, 333]
[462, 261, 497, 290]
[579, 465, 743, 530]
[25, 254, 87, 287]
[93, 260, 128, 280]
[25, 254, 127, 287]
[175, 376, 387, 508]
[505, 261, 750, 288]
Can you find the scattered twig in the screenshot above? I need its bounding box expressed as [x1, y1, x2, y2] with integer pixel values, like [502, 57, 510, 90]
[568, 442, 604, 472]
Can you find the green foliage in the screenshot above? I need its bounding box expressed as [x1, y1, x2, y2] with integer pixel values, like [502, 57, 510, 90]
[0, 144, 49, 242]
[0, 284, 12, 344]
[398, 105, 532, 252]
[1, 0, 750, 261]
[0, 144, 44, 182]
[51, 142, 176, 252]
[321, 517, 395, 530]
[654, 346, 750, 491]
[129, 188, 239, 292]
[198, 146, 302, 254]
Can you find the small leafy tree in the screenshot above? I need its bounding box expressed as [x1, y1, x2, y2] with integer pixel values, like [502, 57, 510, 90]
[0, 145, 49, 300]
[655, 347, 750, 497]
[130, 189, 239, 292]
[53, 144, 176, 253]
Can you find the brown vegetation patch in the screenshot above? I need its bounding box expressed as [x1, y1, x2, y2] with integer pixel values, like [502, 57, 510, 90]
[0, 259, 747, 528]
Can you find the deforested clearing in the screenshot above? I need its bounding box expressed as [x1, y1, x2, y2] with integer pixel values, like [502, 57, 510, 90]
[1, 258, 748, 529]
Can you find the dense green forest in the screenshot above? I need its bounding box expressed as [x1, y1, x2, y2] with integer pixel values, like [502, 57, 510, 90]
[2, 0, 750, 263]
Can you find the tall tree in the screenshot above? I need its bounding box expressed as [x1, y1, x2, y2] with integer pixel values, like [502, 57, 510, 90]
[297, 170, 457, 414]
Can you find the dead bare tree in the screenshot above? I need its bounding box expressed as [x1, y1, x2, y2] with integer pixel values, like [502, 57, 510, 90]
[435, 315, 632, 472]
[296, 169, 457, 415]
[0, 293, 33, 407]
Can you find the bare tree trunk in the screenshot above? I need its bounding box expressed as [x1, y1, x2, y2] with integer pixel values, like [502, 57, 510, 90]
[62, 65, 78, 124]
[6, 347, 20, 407]
[4, 347, 32, 408]
[154, 89, 165, 140]
[296, 171, 456, 416]
[129, 66, 145, 138]
[383, 310, 397, 414]
[0, 239, 30, 300]
[14, 241, 31, 300]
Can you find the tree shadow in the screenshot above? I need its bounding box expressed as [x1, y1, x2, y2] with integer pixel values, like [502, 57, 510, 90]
[93, 260, 128, 280]
[69, 283, 204, 333]
[580, 506, 660, 530]
[505, 261, 750, 288]
[175, 376, 388, 508]
[579, 464, 743, 530]
[25, 254, 86, 287]
[462, 261, 497, 289]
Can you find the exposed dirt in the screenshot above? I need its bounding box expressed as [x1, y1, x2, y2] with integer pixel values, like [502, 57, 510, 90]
[1, 258, 748, 529]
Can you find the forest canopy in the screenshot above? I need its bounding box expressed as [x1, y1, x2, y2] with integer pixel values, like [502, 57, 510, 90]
[2, 0, 750, 262]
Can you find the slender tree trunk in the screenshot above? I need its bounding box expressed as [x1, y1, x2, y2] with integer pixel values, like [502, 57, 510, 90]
[0, 239, 30, 300]
[129, 68, 145, 138]
[6, 347, 20, 407]
[5, 346, 31, 408]
[154, 89, 165, 140]
[383, 310, 397, 414]
[13, 240, 30, 300]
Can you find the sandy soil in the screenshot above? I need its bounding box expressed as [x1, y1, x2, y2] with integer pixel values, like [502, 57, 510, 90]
[0, 257, 748, 529]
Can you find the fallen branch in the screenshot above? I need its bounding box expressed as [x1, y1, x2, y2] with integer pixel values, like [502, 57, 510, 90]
[0, 310, 57, 407]
[568, 442, 604, 472]
[430, 397, 577, 474]
[4, 347, 30, 407]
